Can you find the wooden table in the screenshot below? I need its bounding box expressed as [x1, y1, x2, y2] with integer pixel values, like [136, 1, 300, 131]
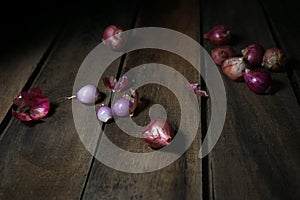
[0, 0, 299, 199]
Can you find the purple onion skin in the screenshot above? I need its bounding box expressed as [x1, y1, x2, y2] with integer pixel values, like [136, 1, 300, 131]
[112, 98, 132, 117]
[211, 45, 235, 65]
[243, 69, 271, 94]
[76, 84, 101, 104]
[241, 44, 265, 67]
[204, 25, 231, 45]
[142, 119, 174, 149]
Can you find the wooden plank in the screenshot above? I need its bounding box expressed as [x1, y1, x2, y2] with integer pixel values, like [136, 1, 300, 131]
[0, 5, 63, 125]
[0, 1, 138, 199]
[82, 0, 203, 199]
[260, 0, 300, 103]
[201, 0, 300, 199]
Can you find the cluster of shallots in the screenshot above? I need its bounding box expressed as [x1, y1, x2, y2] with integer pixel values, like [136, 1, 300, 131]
[12, 25, 209, 150]
[68, 75, 138, 123]
[205, 25, 287, 94]
[101, 25, 209, 149]
[74, 75, 171, 149]
[101, 26, 174, 149]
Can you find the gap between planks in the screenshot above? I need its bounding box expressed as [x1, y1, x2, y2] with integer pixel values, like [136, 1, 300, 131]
[0, 26, 65, 138]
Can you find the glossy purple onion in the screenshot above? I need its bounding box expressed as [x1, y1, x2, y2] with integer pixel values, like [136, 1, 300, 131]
[97, 105, 113, 122]
[204, 25, 231, 45]
[141, 119, 174, 149]
[76, 84, 101, 104]
[211, 45, 235, 65]
[243, 69, 271, 94]
[112, 98, 132, 117]
[241, 44, 265, 67]
[262, 48, 287, 71]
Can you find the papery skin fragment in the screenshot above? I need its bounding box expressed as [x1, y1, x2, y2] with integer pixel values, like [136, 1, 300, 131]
[12, 87, 50, 121]
[186, 83, 208, 97]
[141, 119, 174, 149]
[103, 75, 128, 92]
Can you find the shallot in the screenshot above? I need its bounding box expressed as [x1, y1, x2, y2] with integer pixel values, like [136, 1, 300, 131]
[75, 84, 101, 104]
[97, 105, 113, 122]
[241, 44, 264, 67]
[112, 98, 132, 117]
[112, 90, 138, 117]
[262, 48, 286, 71]
[211, 45, 235, 65]
[243, 69, 271, 94]
[204, 25, 231, 45]
[222, 57, 249, 81]
[102, 25, 126, 50]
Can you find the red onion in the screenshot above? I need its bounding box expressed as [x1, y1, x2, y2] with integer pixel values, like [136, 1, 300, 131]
[112, 90, 138, 117]
[76, 84, 101, 104]
[141, 119, 174, 149]
[262, 48, 287, 71]
[222, 57, 249, 81]
[204, 25, 231, 45]
[211, 45, 235, 65]
[243, 69, 271, 94]
[241, 44, 265, 67]
[97, 105, 113, 122]
[12, 87, 50, 121]
[102, 25, 126, 50]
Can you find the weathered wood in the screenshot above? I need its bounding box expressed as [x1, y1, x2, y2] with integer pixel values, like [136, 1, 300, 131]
[201, 0, 300, 199]
[0, 7, 62, 125]
[260, 0, 300, 104]
[82, 0, 203, 199]
[0, 1, 137, 199]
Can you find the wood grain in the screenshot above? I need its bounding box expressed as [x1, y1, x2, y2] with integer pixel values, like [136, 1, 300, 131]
[260, 0, 300, 104]
[201, 0, 300, 199]
[1, 1, 299, 199]
[82, 0, 203, 199]
[0, 11, 62, 124]
[0, 1, 137, 199]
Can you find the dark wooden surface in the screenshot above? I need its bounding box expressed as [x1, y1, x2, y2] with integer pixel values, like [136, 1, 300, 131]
[0, 0, 299, 199]
[202, 0, 300, 199]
